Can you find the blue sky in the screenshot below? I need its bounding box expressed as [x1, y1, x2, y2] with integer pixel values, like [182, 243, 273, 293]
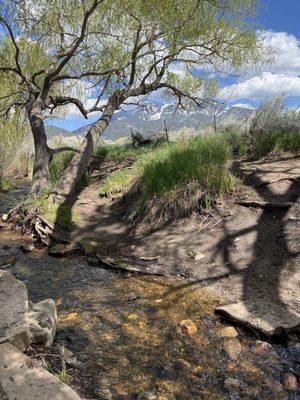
[48, 1, 300, 132]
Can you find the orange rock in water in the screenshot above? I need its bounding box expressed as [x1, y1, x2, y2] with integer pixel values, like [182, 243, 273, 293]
[179, 319, 197, 335]
[59, 312, 79, 323]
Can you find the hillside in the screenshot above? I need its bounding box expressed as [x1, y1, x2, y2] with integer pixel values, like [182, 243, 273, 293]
[44, 125, 73, 139]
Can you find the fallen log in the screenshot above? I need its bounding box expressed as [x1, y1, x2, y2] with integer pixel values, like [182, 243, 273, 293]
[236, 200, 293, 209]
[88, 254, 167, 277]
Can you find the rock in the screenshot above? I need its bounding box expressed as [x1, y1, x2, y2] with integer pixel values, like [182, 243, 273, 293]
[20, 243, 34, 253]
[216, 301, 300, 336]
[252, 340, 275, 356]
[1, 214, 8, 221]
[0, 342, 81, 400]
[0, 256, 16, 266]
[224, 377, 242, 391]
[223, 339, 242, 360]
[48, 242, 83, 257]
[282, 372, 298, 391]
[138, 392, 158, 400]
[217, 326, 238, 339]
[179, 319, 197, 335]
[194, 252, 205, 261]
[0, 270, 30, 352]
[28, 299, 57, 348]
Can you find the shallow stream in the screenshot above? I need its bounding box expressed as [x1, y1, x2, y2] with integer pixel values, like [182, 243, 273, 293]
[0, 188, 298, 399]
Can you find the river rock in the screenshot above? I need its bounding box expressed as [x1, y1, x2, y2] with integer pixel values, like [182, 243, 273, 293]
[223, 339, 242, 360]
[0, 342, 81, 400]
[282, 372, 298, 391]
[28, 299, 57, 347]
[224, 377, 243, 391]
[179, 319, 197, 335]
[217, 326, 238, 339]
[0, 270, 30, 351]
[216, 301, 300, 336]
[20, 243, 34, 253]
[48, 242, 83, 257]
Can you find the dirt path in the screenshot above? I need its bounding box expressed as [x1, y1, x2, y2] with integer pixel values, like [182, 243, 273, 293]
[68, 155, 299, 333]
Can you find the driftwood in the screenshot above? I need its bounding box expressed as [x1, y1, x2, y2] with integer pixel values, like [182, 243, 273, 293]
[88, 254, 167, 277]
[236, 200, 293, 209]
[5, 205, 67, 246]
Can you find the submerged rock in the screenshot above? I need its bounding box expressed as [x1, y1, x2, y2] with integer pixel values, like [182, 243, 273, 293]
[217, 326, 238, 339]
[179, 319, 197, 335]
[282, 372, 298, 391]
[216, 301, 300, 336]
[223, 339, 242, 360]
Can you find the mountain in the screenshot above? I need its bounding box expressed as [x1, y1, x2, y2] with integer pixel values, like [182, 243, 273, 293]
[45, 125, 73, 139]
[72, 103, 253, 142]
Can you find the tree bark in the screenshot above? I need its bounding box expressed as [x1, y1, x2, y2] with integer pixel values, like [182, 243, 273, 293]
[27, 102, 53, 197]
[49, 104, 115, 203]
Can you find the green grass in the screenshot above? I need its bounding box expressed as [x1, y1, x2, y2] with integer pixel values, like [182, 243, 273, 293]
[99, 168, 136, 197]
[139, 135, 234, 201]
[252, 131, 300, 158]
[0, 179, 16, 192]
[93, 143, 158, 161]
[99, 135, 235, 206]
[50, 151, 75, 185]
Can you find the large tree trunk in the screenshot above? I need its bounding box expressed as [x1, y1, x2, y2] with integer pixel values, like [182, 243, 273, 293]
[28, 102, 53, 197]
[49, 104, 115, 203]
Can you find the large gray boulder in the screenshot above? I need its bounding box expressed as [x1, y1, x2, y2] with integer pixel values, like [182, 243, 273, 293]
[0, 270, 57, 351]
[216, 301, 300, 336]
[0, 270, 30, 351]
[0, 342, 81, 400]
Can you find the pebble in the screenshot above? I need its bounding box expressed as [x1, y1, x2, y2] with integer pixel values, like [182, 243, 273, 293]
[224, 377, 242, 391]
[179, 319, 197, 335]
[252, 340, 275, 356]
[138, 392, 158, 400]
[218, 326, 238, 339]
[20, 243, 34, 253]
[223, 339, 242, 360]
[1, 214, 8, 221]
[282, 372, 298, 391]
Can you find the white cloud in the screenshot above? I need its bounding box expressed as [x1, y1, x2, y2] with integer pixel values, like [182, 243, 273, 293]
[222, 72, 300, 101]
[261, 31, 300, 76]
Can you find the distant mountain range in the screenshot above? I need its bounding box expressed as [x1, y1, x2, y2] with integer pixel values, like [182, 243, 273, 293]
[46, 103, 253, 142]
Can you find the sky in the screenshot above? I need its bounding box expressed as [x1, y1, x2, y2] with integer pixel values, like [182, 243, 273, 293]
[49, 0, 300, 132]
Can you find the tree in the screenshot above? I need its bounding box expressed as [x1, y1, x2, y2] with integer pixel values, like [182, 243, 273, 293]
[0, 0, 263, 200]
[0, 0, 105, 195]
[51, 0, 264, 202]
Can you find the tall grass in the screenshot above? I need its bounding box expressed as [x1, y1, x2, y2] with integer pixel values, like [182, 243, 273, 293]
[139, 135, 234, 200]
[252, 131, 300, 158]
[99, 135, 235, 203]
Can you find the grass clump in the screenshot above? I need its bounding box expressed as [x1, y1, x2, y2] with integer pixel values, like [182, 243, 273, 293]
[139, 135, 234, 202]
[99, 169, 136, 197]
[94, 143, 158, 161]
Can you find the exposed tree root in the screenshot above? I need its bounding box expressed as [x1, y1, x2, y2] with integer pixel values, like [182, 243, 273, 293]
[5, 205, 65, 246]
[236, 200, 293, 209]
[88, 254, 169, 277]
